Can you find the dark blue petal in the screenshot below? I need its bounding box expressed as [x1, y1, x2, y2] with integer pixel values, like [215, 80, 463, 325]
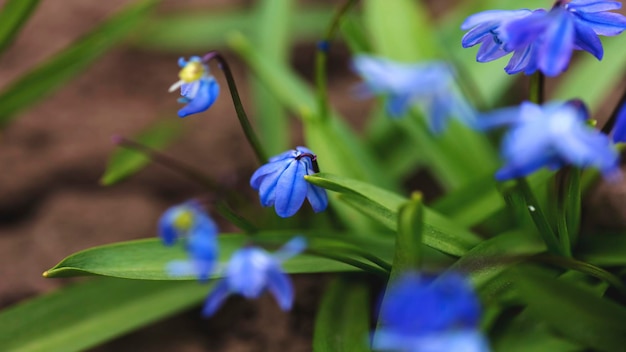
[462, 23, 496, 48]
[612, 101, 626, 143]
[503, 10, 549, 50]
[573, 20, 604, 59]
[476, 37, 510, 62]
[274, 159, 308, 217]
[202, 279, 231, 317]
[573, 11, 626, 35]
[266, 265, 294, 311]
[178, 78, 220, 118]
[538, 9, 575, 76]
[567, 0, 622, 13]
[258, 162, 290, 207]
[250, 158, 290, 189]
[306, 183, 329, 213]
[504, 44, 536, 75]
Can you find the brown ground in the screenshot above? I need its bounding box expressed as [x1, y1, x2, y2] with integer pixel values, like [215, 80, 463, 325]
[1, 1, 625, 351]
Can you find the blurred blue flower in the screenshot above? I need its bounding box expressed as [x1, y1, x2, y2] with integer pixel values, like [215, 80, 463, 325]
[158, 202, 219, 281]
[373, 272, 489, 352]
[202, 236, 306, 317]
[611, 99, 626, 143]
[169, 56, 220, 118]
[250, 147, 328, 218]
[462, 1, 626, 76]
[352, 55, 475, 133]
[478, 101, 619, 181]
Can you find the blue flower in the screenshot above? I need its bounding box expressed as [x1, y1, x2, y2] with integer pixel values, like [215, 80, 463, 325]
[611, 99, 626, 143]
[169, 56, 220, 118]
[250, 147, 328, 218]
[478, 101, 619, 181]
[351, 55, 475, 133]
[462, 1, 626, 76]
[373, 272, 489, 352]
[158, 202, 219, 280]
[202, 236, 306, 317]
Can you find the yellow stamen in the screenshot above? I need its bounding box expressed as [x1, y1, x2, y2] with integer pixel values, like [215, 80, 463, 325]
[179, 61, 205, 83]
[173, 210, 194, 231]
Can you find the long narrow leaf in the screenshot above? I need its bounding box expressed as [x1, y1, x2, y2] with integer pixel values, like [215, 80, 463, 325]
[0, 278, 207, 352]
[0, 0, 158, 127]
[0, 0, 40, 54]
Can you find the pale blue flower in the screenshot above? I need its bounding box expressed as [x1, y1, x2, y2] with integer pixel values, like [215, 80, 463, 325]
[373, 272, 489, 352]
[202, 236, 306, 317]
[250, 147, 328, 218]
[169, 56, 220, 118]
[352, 55, 475, 133]
[478, 101, 619, 181]
[158, 202, 219, 281]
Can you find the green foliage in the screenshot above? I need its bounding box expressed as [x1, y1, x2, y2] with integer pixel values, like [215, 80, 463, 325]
[100, 120, 184, 185]
[0, 0, 158, 127]
[313, 277, 371, 352]
[0, 0, 40, 54]
[0, 278, 207, 352]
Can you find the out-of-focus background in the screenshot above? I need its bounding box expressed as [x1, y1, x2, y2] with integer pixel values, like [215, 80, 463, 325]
[0, 0, 625, 351]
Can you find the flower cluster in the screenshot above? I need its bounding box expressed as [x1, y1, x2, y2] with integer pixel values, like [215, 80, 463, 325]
[462, 0, 626, 76]
[169, 56, 220, 117]
[477, 100, 619, 181]
[352, 55, 475, 133]
[251, 147, 328, 218]
[158, 202, 305, 316]
[374, 272, 489, 352]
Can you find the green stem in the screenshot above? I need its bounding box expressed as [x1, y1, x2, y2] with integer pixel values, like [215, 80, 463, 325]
[116, 137, 257, 232]
[517, 178, 562, 255]
[533, 253, 626, 297]
[315, 0, 358, 121]
[529, 72, 545, 105]
[202, 51, 268, 163]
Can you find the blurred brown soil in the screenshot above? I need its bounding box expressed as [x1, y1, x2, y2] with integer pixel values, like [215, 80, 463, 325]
[1, 1, 626, 351]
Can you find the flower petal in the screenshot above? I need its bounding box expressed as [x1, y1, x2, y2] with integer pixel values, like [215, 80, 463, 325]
[611, 101, 626, 143]
[274, 159, 308, 218]
[266, 265, 294, 311]
[574, 11, 626, 35]
[202, 279, 231, 317]
[538, 10, 575, 76]
[573, 20, 604, 59]
[178, 78, 220, 118]
[567, 0, 622, 13]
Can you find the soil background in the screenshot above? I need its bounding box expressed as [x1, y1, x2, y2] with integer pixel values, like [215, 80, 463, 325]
[1, 1, 625, 351]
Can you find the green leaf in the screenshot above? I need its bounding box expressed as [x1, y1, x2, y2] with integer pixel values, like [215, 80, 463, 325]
[313, 277, 371, 352]
[391, 194, 424, 276]
[306, 173, 482, 256]
[514, 265, 626, 351]
[449, 231, 545, 290]
[0, 278, 207, 352]
[44, 231, 393, 280]
[0, 0, 40, 54]
[250, 0, 292, 155]
[100, 119, 184, 186]
[362, 0, 437, 61]
[578, 233, 626, 267]
[0, 0, 158, 127]
[132, 7, 332, 51]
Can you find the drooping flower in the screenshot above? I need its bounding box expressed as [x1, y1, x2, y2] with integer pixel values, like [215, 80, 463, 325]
[169, 56, 220, 118]
[351, 55, 475, 133]
[373, 272, 489, 352]
[611, 99, 626, 143]
[250, 147, 328, 218]
[462, 1, 626, 76]
[202, 236, 306, 317]
[477, 100, 619, 181]
[158, 202, 219, 280]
